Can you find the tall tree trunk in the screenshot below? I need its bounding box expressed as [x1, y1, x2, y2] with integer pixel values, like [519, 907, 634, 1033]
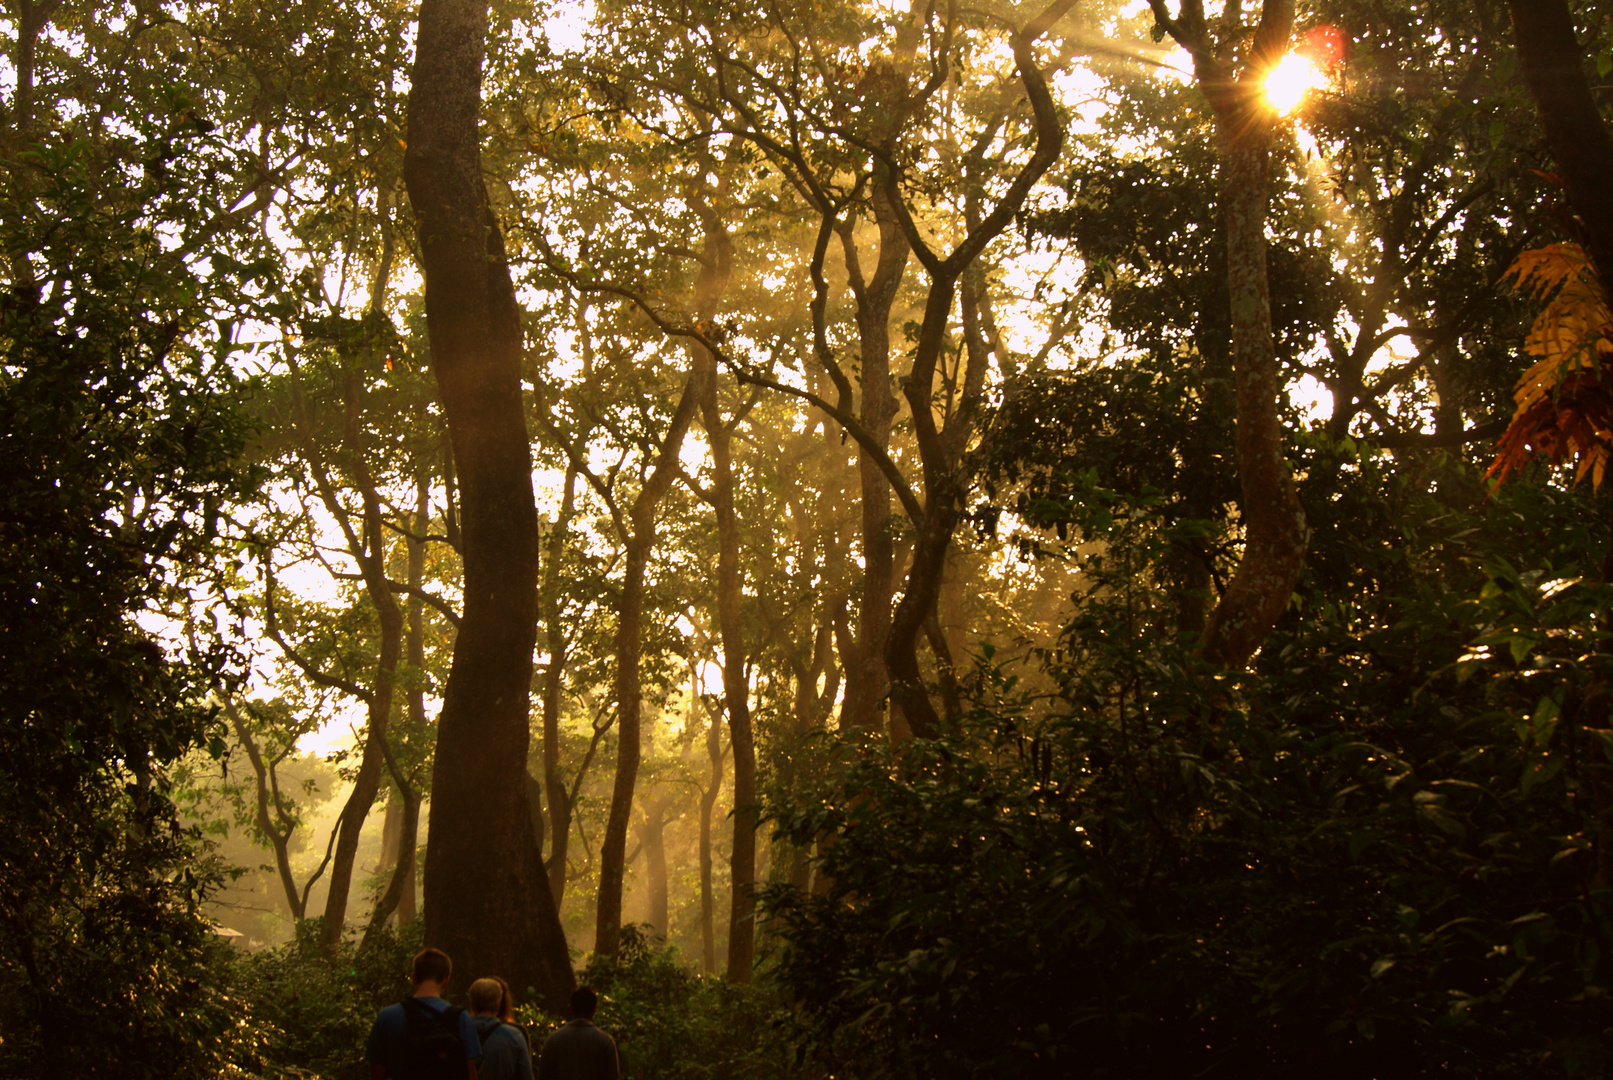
[1150, 0, 1305, 669]
[1506, 0, 1613, 287]
[363, 779, 420, 948]
[679, 202, 757, 980]
[836, 190, 908, 738]
[541, 462, 579, 906]
[398, 472, 430, 926]
[318, 630, 397, 948]
[364, 475, 432, 944]
[405, 0, 573, 1010]
[595, 379, 700, 956]
[700, 365, 758, 982]
[639, 799, 670, 935]
[699, 684, 725, 975]
[1193, 9, 1307, 670]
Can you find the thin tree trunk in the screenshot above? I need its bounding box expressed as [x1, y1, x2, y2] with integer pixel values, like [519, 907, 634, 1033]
[542, 462, 579, 906]
[223, 699, 305, 919]
[397, 475, 430, 927]
[379, 795, 403, 879]
[363, 473, 431, 945]
[364, 777, 420, 948]
[699, 693, 725, 976]
[405, 0, 572, 1010]
[701, 365, 758, 982]
[319, 373, 405, 951]
[316, 172, 410, 951]
[640, 799, 670, 935]
[595, 378, 700, 956]
[676, 201, 759, 979]
[1148, 0, 1305, 670]
[781, 620, 833, 894]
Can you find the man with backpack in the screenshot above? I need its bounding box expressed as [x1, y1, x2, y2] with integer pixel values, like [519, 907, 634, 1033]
[366, 947, 483, 1080]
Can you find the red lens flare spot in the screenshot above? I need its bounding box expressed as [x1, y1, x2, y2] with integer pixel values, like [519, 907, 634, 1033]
[1305, 25, 1347, 69]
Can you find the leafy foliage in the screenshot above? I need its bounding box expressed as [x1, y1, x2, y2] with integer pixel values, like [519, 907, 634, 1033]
[570, 925, 811, 1080]
[1488, 243, 1613, 487]
[765, 475, 1613, 1079]
[221, 920, 424, 1080]
[0, 86, 269, 1080]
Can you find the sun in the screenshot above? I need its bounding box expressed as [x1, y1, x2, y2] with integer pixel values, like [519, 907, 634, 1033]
[1264, 53, 1325, 115]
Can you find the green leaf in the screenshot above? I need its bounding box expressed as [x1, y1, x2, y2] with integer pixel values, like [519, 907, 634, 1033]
[1520, 755, 1563, 796]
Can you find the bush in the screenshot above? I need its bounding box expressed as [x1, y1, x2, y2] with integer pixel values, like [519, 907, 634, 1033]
[762, 472, 1613, 1079]
[222, 920, 422, 1080]
[554, 925, 811, 1080]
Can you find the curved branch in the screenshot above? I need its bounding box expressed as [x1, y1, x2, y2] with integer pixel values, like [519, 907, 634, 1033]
[534, 242, 926, 528]
[386, 581, 462, 630]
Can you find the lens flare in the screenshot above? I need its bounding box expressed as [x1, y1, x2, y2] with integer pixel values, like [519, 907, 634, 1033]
[1305, 25, 1347, 67]
[1264, 53, 1325, 115]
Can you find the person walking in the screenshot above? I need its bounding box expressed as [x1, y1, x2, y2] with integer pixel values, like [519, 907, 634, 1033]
[366, 947, 483, 1080]
[536, 986, 619, 1080]
[468, 977, 535, 1080]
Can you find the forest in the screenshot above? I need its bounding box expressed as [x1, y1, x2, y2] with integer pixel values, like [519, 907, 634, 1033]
[3, 0, 1613, 1073]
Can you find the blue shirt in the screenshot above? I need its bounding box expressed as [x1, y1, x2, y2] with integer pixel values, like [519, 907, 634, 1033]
[366, 996, 483, 1077]
[471, 1014, 535, 1080]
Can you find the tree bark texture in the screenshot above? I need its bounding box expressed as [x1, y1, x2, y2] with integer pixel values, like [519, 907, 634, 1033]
[835, 191, 908, 736]
[1195, 117, 1307, 669]
[1152, 0, 1307, 670]
[405, 0, 573, 1010]
[595, 378, 700, 956]
[1507, 0, 1613, 288]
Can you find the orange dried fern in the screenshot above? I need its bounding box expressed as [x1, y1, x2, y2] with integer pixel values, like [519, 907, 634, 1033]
[1487, 243, 1613, 488]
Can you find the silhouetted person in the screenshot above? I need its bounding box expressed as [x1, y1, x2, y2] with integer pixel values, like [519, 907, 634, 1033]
[468, 977, 534, 1080]
[366, 947, 483, 1080]
[536, 986, 619, 1080]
